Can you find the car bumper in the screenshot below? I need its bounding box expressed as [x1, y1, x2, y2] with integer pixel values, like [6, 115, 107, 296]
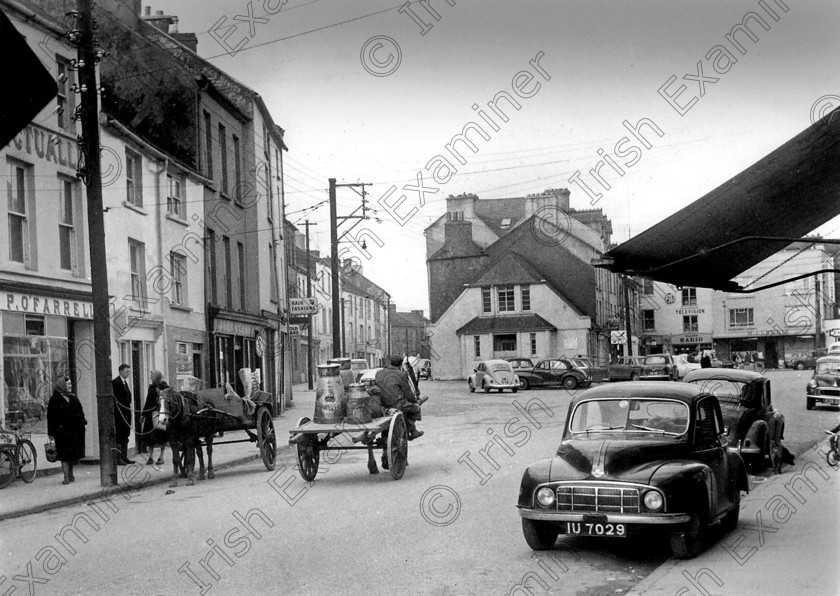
[639, 375, 672, 381]
[807, 389, 840, 404]
[487, 382, 518, 390]
[518, 508, 690, 525]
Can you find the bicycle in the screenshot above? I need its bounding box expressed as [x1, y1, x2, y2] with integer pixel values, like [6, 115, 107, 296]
[0, 423, 38, 488]
[825, 430, 840, 467]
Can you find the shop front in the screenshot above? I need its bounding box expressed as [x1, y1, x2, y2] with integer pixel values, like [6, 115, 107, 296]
[670, 333, 713, 355]
[1, 286, 96, 456]
[211, 312, 278, 409]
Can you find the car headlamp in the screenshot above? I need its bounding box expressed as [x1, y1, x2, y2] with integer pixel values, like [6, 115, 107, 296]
[643, 490, 663, 511]
[536, 487, 555, 507]
[808, 379, 817, 389]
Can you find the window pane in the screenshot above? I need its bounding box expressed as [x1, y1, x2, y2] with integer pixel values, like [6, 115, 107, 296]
[59, 226, 72, 270]
[9, 215, 24, 262]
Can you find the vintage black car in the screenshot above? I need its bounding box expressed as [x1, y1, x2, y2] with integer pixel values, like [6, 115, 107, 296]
[639, 354, 679, 381]
[683, 368, 783, 473]
[517, 382, 748, 558]
[607, 356, 645, 381]
[516, 358, 591, 390]
[806, 355, 840, 410]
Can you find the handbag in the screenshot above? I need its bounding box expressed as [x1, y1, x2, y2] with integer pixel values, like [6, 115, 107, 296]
[45, 441, 57, 463]
[152, 410, 167, 431]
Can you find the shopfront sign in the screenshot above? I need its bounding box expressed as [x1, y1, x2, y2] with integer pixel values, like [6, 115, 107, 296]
[1, 291, 93, 319]
[672, 333, 711, 345]
[676, 308, 705, 315]
[290, 297, 318, 315]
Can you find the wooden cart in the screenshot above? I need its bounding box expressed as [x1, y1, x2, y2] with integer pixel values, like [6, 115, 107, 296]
[288, 411, 408, 480]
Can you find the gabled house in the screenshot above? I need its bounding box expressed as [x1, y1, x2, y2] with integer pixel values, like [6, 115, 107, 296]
[425, 189, 622, 379]
[389, 306, 431, 359]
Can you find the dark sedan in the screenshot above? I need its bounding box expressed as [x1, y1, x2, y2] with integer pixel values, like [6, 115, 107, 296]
[516, 358, 591, 390]
[517, 382, 748, 558]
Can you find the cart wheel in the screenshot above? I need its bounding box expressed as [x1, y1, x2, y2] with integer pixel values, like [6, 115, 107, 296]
[296, 417, 319, 482]
[17, 439, 37, 483]
[0, 449, 15, 489]
[256, 407, 277, 471]
[386, 412, 408, 480]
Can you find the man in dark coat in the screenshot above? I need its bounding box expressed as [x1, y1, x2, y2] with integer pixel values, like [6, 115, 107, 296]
[112, 364, 133, 465]
[375, 356, 424, 439]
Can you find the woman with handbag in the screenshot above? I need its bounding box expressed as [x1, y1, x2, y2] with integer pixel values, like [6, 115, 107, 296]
[47, 377, 87, 485]
[141, 370, 169, 466]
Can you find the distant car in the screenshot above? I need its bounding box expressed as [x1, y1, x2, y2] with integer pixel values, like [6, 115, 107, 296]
[607, 356, 645, 382]
[684, 368, 784, 473]
[640, 354, 679, 381]
[517, 382, 748, 559]
[469, 360, 519, 393]
[807, 355, 840, 410]
[516, 358, 591, 391]
[828, 342, 840, 354]
[350, 359, 369, 382]
[417, 359, 431, 379]
[571, 356, 609, 383]
[788, 349, 827, 370]
[675, 354, 701, 379]
[506, 357, 535, 372]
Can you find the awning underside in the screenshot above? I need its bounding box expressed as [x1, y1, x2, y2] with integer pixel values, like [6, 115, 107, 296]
[600, 109, 840, 292]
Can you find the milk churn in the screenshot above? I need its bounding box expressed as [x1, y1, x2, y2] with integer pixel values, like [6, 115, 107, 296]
[327, 358, 354, 392]
[345, 383, 372, 424]
[314, 363, 346, 424]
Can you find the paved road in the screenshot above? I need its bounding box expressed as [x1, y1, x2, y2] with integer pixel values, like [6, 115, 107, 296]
[0, 371, 831, 596]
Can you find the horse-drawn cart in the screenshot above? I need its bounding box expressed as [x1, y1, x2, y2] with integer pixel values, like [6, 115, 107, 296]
[288, 410, 408, 481]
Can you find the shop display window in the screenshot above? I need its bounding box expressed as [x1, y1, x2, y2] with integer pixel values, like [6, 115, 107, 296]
[3, 335, 70, 432]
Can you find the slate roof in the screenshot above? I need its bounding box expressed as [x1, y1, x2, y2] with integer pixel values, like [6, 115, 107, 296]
[456, 314, 557, 335]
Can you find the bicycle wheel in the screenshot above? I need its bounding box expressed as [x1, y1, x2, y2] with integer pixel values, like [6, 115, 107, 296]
[827, 448, 839, 467]
[0, 449, 15, 489]
[17, 440, 37, 483]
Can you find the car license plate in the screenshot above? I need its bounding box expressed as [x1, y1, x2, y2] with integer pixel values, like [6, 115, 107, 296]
[566, 522, 626, 537]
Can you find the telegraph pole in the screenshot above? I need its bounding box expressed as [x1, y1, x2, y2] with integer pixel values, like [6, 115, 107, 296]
[78, 0, 117, 486]
[623, 275, 633, 357]
[329, 179, 341, 357]
[304, 220, 317, 389]
[815, 275, 823, 350]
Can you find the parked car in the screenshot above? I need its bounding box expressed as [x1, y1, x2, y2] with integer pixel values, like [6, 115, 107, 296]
[417, 359, 431, 379]
[506, 357, 535, 372]
[684, 368, 784, 473]
[350, 359, 369, 383]
[674, 354, 701, 379]
[571, 356, 609, 383]
[640, 354, 679, 381]
[468, 360, 519, 393]
[806, 355, 840, 410]
[828, 342, 840, 354]
[606, 356, 645, 381]
[788, 348, 827, 370]
[517, 382, 748, 559]
[516, 358, 591, 391]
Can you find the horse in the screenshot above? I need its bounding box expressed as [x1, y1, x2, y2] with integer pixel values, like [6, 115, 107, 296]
[158, 388, 218, 487]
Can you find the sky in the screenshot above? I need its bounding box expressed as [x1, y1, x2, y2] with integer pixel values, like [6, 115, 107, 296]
[153, 0, 840, 313]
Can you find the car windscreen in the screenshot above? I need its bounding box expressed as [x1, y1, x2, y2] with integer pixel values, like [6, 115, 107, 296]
[816, 361, 840, 374]
[685, 379, 744, 402]
[569, 398, 689, 436]
[490, 363, 513, 372]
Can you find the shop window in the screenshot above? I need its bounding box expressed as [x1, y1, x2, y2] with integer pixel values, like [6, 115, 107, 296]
[3, 333, 70, 430]
[25, 315, 45, 336]
[8, 159, 31, 265]
[59, 176, 77, 272]
[497, 285, 515, 312]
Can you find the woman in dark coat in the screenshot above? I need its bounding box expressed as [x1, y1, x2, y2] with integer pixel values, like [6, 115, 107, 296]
[47, 377, 87, 485]
[141, 370, 169, 466]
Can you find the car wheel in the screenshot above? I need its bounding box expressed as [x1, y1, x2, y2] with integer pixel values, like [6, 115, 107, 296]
[669, 508, 708, 559]
[518, 378, 530, 390]
[806, 397, 815, 410]
[630, 372, 640, 381]
[521, 518, 559, 550]
[795, 361, 805, 370]
[468, 380, 475, 393]
[720, 488, 740, 534]
[562, 376, 578, 390]
[483, 381, 490, 394]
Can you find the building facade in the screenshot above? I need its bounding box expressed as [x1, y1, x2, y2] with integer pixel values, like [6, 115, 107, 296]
[389, 306, 431, 359]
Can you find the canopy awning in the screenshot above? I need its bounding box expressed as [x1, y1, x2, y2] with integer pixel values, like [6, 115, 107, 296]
[597, 108, 840, 292]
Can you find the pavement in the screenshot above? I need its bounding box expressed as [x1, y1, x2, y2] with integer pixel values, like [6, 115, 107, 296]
[0, 383, 316, 522]
[3, 383, 839, 595]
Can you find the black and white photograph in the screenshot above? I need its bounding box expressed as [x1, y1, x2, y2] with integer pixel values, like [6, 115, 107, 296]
[1, 1, 839, 594]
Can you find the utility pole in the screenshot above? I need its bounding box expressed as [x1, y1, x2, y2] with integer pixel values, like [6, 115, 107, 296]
[304, 220, 317, 389]
[815, 275, 823, 350]
[341, 297, 346, 356]
[623, 275, 633, 357]
[78, 0, 116, 486]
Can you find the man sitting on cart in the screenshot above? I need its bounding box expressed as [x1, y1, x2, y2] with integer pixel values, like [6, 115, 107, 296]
[374, 355, 425, 442]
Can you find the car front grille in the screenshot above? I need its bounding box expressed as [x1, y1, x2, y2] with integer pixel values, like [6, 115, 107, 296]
[556, 484, 640, 513]
[817, 387, 840, 397]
